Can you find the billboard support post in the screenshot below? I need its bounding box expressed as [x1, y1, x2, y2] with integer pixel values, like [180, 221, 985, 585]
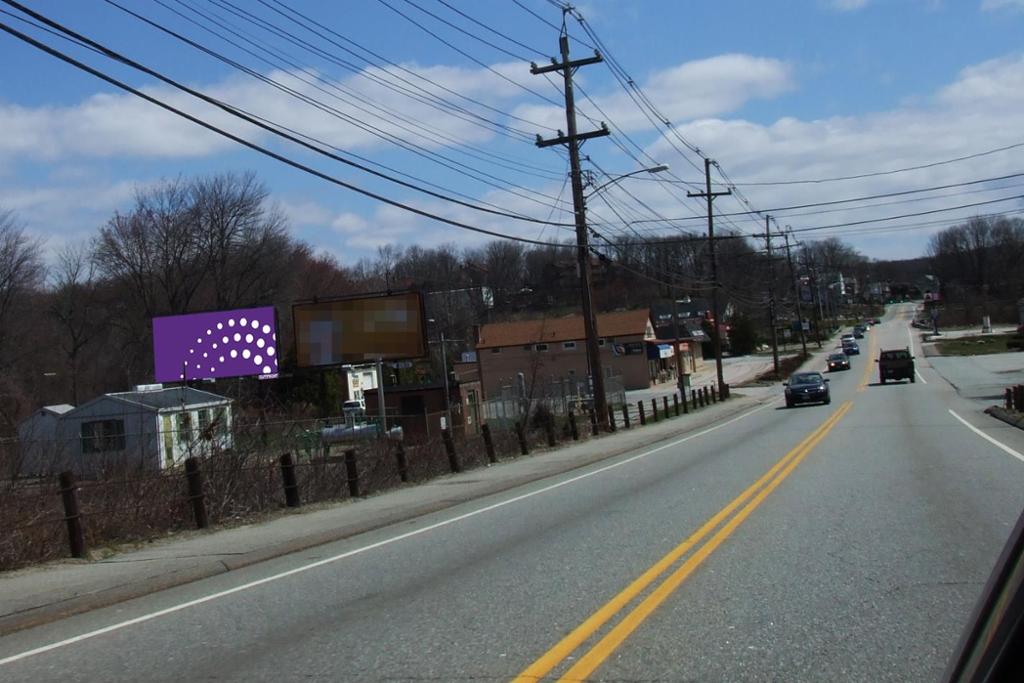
[377, 357, 387, 434]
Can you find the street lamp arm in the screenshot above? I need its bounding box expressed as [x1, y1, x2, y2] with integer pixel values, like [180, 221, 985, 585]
[584, 164, 669, 198]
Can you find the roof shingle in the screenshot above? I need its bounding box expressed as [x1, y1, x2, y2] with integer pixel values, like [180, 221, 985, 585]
[477, 309, 651, 349]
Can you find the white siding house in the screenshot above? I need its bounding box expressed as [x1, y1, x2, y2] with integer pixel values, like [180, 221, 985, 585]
[16, 386, 233, 478]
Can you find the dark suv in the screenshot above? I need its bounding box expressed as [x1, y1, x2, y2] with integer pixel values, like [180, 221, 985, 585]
[877, 348, 915, 383]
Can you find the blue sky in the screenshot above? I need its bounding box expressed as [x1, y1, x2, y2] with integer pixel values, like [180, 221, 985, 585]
[3, 0, 1024, 265]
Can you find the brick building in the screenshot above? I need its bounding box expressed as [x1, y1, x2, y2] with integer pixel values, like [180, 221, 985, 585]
[475, 309, 656, 398]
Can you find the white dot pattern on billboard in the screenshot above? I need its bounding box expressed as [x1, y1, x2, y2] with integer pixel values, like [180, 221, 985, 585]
[152, 307, 278, 382]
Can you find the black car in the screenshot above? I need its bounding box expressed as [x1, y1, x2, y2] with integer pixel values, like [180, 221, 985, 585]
[827, 353, 850, 371]
[843, 341, 860, 355]
[853, 325, 865, 338]
[785, 372, 831, 407]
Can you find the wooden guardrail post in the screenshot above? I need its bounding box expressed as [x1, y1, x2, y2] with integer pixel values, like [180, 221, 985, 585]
[442, 429, 462, 473]
[607, 405, 617, 433]
[58, 471, 86, 558]
[279, 453, 300, 508]
[621, 404, 630, 429]
[568, 411, 579, 441]
[638, 401, 647, 426]
[184, 457, 209, 529]
[344, 448, 361, 497]
[481, 423, 497, 463]
[515, 421, 529, 455]
[394, 441, 410, 482]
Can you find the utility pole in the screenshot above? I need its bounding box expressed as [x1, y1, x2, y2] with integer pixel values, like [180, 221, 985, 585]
[765, 216, 780, 376]
[802, 253, 824, 349]
[532, 29, 611, 429]
[672, 291, 686, 394]
[688, 158, 732, 398]
[783, 231, 809, 357]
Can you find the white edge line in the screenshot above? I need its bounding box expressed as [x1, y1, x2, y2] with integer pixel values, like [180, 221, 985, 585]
[907, 318, 928, 383]
[0, 400, 776, 666]
[948, 409, 1024, 463]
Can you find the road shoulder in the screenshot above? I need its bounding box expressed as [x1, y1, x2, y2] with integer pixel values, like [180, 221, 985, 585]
[0, 390, 773, 637]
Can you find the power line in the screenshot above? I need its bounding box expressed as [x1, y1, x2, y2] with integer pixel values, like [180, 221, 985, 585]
[0, 10, 738, 255]
[14, 1, 579, 228]
[232, 0, 555, 139]
[173, 0, 564, 178]
[797, 208, 1024, 238]
[108, 0, 575, 215]
[787, 194, 1024, 234]
[714, 140, 1024, 186]
[0, 14, 579, 249]
[399, 0, 536, 62]
[621, 170, 1024, 224]
[434, 0, 549, 58]
[373, 0, 564, 106]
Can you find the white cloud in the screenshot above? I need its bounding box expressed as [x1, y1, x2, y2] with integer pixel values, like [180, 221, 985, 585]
[9, 48, 1024, 263]
[330, 212, 369, 234]
[981, 0, 1024, 10]
[277, 198, 336, 228]
[0, 178, 142, 263]
[630, 54, 1024, 257]
[513, 54, 794, 133]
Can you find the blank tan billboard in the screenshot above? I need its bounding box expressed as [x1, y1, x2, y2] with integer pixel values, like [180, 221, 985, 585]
[292, 291, 427, 368]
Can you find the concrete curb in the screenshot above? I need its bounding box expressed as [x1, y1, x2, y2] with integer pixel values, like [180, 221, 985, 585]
[0, 394, 768, 637]
[985, 406, 1024, 431]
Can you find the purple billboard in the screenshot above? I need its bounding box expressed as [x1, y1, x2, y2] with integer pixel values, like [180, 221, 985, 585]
[153, 306, 278, 382]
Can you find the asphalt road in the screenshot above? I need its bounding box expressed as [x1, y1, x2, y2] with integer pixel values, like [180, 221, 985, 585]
[2, 303, 1024, 682]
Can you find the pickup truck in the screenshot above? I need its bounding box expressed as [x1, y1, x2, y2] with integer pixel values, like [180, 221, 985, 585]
[876, 348, 915, 383]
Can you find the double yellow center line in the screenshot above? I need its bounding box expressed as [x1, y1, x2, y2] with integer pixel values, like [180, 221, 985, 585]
[513, 401, 853, 682]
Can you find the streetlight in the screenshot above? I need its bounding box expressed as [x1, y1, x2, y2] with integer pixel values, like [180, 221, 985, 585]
[585, 164, 670, 198]
[578, 164, 669, 424]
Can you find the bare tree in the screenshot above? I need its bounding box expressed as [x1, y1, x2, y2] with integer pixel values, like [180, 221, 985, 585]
[192, 172, 296, 309]
[93, 178, 204, 317]
[48, 242, 102, 404]
[0, 210, 45, 366]
[0, 209, 45, 432]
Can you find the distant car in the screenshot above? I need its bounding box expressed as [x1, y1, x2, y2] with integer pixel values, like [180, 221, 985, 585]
[853, 326, 865, 339]
[827, 353, 850, 371]
[785, 372, 831, 407]
[870, 318, 882, 325]
[841, 333, 856, 344]
[342, 400, 365, 416]
[842, 341, 860, 355]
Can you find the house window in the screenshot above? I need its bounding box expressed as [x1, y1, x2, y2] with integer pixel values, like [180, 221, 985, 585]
[197, 409, 212, 440]
[598, 339, 606, 347]
[563, 341, 576, 350]
[522, 345, 533, 351]
[212, 407, 228, 436]
[490, 347, 501, 354]
[535, 344, 549, 352]
[177, 411, 193, 443]
[80, 419, 126, 453]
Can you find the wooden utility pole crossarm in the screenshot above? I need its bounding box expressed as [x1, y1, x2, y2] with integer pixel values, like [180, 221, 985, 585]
[531, 30, 611, 429]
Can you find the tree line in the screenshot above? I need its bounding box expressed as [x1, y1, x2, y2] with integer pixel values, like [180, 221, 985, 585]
[7, 170, 1009, 434]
